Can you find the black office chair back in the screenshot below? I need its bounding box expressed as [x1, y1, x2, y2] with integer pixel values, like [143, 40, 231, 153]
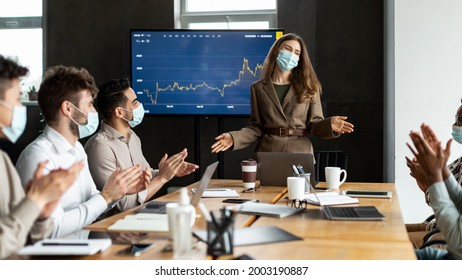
[314, 150, 348, 183]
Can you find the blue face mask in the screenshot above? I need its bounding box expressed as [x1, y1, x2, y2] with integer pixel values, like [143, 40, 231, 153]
[69, 103, 99, 139]
[452, 125, 462, 144]
[120, 103, 145, 128]
[276, 50, 299, 72]
[0, 101, 27, 143]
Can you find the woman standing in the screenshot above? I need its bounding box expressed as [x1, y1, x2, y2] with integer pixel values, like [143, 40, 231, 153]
[211, 33, 354, 154]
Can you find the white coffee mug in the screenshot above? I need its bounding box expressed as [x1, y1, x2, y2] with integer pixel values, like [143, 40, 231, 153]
[166, 202, 196, 239]
[287, 177, 305, 200]
[325, 167, 347, 190]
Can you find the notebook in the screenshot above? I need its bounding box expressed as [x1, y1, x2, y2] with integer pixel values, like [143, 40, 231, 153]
[323, 206, 385, 221]
[136, 161, 219, 214]
[303, 192, 359, 206]
[257, 152, 316, 187]
[18, 239, 112, 256]
[230, 202, 303, 218]
[108, 213, 169, 231]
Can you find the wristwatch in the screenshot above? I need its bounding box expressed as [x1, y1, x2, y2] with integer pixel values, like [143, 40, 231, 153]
[425, 189, 431, 206]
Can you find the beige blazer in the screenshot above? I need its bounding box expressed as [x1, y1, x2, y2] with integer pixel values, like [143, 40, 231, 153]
[0, 151, 52, 259]
[229, 77, 337, 154]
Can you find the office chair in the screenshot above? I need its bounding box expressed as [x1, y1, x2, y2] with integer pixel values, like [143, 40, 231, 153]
[314, 150, 347, 183]
[419, 228, 447, 250]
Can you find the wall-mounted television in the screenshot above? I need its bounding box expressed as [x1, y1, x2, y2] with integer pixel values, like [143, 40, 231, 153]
[130, 29, 284, 115]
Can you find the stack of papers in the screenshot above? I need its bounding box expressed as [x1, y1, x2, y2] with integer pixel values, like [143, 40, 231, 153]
[108, 213, 169, 232]
[19, 239, 112, 256]
[192, 188, 239, 198]
[303, 192, 359, 206]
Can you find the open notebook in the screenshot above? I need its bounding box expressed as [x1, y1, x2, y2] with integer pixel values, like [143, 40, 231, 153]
[302, 192, 359, 206]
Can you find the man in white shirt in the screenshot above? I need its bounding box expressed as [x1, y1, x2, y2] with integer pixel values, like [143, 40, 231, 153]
[16, 65, 145, 238]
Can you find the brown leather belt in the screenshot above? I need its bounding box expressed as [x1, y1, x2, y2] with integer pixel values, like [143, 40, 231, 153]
[265, 128, 307, 137]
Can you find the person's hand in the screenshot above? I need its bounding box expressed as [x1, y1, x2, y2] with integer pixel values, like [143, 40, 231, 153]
[405, 156, 429, 192]
[421, 123, 451, 165]
[26, 160, 84, 219]
[211, 133, 233, 153]
[126, 167, 151, 195]
[157, 149, 187, 183]
[407, 128, 451, 185]
[331, 116, 354, 134]
[176, 161, 199, 177]
[101, 165, 142, 203]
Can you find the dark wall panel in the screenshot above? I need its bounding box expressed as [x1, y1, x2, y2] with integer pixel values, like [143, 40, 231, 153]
[279, 0, 384, 182]
[6, 0, 383, 193]
[314, 0, 384, 182]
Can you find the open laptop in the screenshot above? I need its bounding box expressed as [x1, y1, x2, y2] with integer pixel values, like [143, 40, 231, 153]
[257, 152, 316, 187]
[302, 177, 385, 221]
[136, 161, 219, 214]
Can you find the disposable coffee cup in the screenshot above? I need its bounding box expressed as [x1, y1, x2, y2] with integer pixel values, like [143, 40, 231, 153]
[241, 159, 257, 189]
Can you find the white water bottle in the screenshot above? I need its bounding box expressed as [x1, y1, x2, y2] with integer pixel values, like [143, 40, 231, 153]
[172, 188, 194, 259]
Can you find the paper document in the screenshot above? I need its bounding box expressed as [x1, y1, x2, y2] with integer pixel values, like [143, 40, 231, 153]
[303, 192, 359, 206]
[19, 239, 112, 256]
[108, 213, 169, 232]
[192, 188, 239, 198]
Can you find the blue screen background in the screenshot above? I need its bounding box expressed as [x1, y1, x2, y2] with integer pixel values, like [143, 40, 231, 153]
[130, 30, 282, 115]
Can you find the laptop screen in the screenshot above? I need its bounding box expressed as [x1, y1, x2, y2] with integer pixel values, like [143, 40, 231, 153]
[257, 152, 315, 187]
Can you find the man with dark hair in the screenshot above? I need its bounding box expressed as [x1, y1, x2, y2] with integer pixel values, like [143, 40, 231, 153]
[16, 66, 144, 238]
[85, 78, 198, 210]
[0, 56, 82, 258]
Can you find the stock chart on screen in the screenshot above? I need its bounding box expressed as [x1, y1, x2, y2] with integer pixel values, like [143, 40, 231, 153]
[130, 30, 283, 115]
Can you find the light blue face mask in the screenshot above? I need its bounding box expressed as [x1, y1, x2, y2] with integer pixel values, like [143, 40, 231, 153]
[276, 50, 299, 72]
[452, 125, 462, 144]
[120, 103, 145, 128]
[69, 103, 99, 139]
[0, 101, 27, 143]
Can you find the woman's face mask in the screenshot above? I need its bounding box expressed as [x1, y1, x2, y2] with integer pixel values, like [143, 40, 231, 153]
[452, 125, 462, 144]
[276, 50, 299, 72]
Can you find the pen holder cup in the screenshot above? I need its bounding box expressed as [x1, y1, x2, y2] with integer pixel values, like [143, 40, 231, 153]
[293, 172, 312, 193]
[206, 212, 234, 257]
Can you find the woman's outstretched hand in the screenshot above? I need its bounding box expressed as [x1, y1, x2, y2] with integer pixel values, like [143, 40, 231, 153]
[331, 116, 354, 134]
[211, 133, 234, 153]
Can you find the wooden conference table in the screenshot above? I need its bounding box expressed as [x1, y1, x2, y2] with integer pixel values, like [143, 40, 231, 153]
[49, 180, 417, 259]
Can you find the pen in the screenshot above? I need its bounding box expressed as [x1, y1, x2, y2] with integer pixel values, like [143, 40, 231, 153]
[290, 164, 299, 175]
[198, 202, 212, 222]
[41, 242, 89, 246]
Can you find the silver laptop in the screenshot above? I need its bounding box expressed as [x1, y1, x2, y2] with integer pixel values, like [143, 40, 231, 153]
[257, 152, 316, 187]
[137, 161, 219, 213]
[298, 176, 385, 221]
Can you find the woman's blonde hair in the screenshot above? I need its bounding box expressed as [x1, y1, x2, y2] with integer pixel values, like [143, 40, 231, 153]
[260, 33, 321, 103]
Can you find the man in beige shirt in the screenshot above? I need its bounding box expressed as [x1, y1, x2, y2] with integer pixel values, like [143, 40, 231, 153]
[85, 78, 198, 212]
[0, 55, 82, 259]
